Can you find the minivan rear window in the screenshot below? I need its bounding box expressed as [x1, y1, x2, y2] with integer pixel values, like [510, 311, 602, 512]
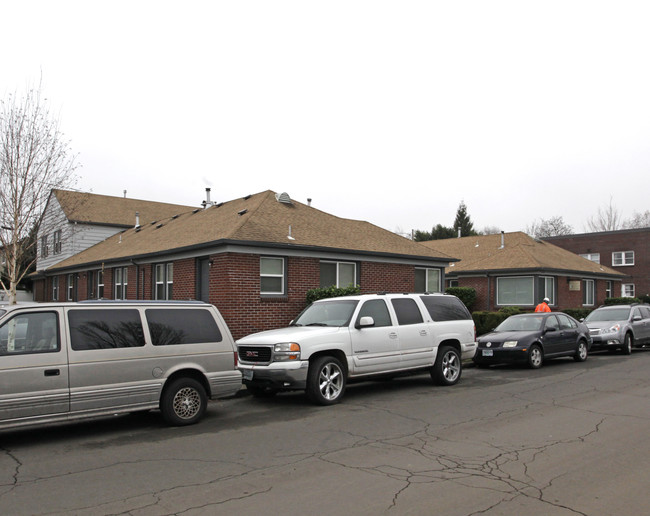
[145, 309, 223, 345]
[68, 309, 145, 350]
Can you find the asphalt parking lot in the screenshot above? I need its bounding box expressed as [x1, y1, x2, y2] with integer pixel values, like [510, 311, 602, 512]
[1, 349, 649, 515]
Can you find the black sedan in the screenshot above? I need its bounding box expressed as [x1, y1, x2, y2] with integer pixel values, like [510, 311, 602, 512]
[474, 312, 592, 369]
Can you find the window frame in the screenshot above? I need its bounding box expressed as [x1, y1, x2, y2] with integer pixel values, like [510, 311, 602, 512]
[605, 280, 613, 299]
[583, 279, 595, 306]
[319, 260, 357, 289]
[260, 256, 286, 295]
[415, 267, 442, 293]
[579, 253, 600, 264]
[52, 230, 62, 255]
[66, 274, 75, 302]
[622, 283, 635, 298]
[97, 270, 105, 299]
[612, 251, 634, 266]
[538, 276, 555, 305]
[52, 277, 59, 301]
[496, 276, 534, 306]
[154, 263, 174, 300]
[40, 235, 49, 258]
[114, 267, 128, 300]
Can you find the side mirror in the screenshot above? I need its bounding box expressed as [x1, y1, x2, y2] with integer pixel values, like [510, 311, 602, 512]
[633, 315, 642, 322]
[357, 316, 375, 329]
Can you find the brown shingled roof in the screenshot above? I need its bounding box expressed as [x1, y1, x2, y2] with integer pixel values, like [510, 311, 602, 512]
[52, 189, 195, 227]
[49, 190, 455, 270]
[419, 231, 625, 278]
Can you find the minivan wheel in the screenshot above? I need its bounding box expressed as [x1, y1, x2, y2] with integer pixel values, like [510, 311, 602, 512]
[431, 346, 461, 386]
[527, 344, 543, 369]
[306, 356, 346, 405]
[160, 377, 207, 426]
[574, 340, 588, 362]
[622, 333, 633, 355]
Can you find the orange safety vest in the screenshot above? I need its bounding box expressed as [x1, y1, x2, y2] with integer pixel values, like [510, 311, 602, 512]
[535, 302, 551, 313]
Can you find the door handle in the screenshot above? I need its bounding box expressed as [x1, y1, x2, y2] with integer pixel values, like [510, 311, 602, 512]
[389, 332, 398, 339]
[44, 369, 60, 377]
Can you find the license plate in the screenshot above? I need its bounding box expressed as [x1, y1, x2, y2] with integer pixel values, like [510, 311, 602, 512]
[482, 349, 493, 357]
[242, 369, 253, 381]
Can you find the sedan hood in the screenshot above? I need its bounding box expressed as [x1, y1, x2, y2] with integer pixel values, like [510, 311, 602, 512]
[237, 326, 345, 345]
[478, 330, 538, 343]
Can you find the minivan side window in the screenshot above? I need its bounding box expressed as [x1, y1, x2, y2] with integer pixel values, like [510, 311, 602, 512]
[145, 309, 223, 345]
[419, 296, 471, 321]
[0, 312, 59, 355]
[68, 309, 145, 350]
[390, 298, 424, 325]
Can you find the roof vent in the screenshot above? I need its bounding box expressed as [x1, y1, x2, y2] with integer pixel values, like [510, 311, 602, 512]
[275, 192, 293, 204]
[238, 209, 248, 216]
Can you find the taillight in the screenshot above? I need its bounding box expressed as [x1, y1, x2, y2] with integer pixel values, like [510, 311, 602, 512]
[234, 351, 238, 367]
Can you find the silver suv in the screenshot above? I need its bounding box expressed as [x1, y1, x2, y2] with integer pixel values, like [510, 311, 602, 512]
[237, 293, 477, 405]
[583, 304, 650, 354]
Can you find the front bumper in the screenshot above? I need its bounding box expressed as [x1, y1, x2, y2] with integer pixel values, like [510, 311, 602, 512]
[589, 335, 622, 350]
[473, 347, 529, 365]
[238, 360, 310, 390]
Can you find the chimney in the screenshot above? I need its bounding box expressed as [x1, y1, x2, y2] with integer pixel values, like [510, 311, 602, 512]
[307, 198, 312, 207]
[499, 231, 505, 249]
[135, 211, 140, 228]
[203, 188, 213, 209]
[458, 228, 461, 238]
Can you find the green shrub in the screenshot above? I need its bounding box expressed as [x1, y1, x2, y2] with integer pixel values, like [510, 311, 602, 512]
[640, 294, 650, 304]
[306, 284, 361, 304]
[563, 308, 591, 321]
[445, 287, 476, 312]
[498, 306, 521, 316]
[604, 297, 641, 306]
[472, 311, 510, 337]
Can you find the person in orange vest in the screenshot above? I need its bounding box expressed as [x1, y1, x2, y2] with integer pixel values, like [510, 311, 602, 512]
[535, 297, 551, 312]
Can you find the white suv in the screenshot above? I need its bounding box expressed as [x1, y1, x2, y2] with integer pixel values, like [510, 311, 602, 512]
[237, 293, 477, 405]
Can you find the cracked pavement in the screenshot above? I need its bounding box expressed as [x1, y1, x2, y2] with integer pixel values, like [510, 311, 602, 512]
[2, 351, 650, 515]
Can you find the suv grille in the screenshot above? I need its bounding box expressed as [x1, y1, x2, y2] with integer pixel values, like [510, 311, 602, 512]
[238, 346, 272, 363]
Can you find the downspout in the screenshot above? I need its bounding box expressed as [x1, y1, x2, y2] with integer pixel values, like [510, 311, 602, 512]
[487, 274, 491, 311]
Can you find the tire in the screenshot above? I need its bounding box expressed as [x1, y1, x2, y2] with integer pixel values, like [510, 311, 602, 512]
[574, 340, 588, 362]
[306, 356, 346, 405]
[246, 384, 278, 398]
[527, 344, 543, 369]
[160, 377, 207, 426]
[622, 333, 633, 355]
[431, 346, 462, 386]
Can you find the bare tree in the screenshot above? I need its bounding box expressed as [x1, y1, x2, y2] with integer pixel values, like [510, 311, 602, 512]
[480, 225, 502, 235]
[585, 198, 622, 232]
[526, 216, 573, 238]
[0, 85, 77, 303]
[622, 210, 650, 229]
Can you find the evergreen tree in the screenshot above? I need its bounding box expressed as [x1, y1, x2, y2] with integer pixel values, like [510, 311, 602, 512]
[453, 201, 477, 237]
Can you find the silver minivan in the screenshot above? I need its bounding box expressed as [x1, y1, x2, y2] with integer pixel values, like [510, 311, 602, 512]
[0, 301, 242, 430]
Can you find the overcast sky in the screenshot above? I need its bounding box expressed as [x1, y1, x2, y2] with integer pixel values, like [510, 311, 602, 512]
[3, 1, 649, 236]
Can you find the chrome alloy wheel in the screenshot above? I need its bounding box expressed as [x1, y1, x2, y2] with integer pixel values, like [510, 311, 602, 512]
[318, 362, 344, 401]
[172, 386, 202, 420]
[440, 349, 461, 382]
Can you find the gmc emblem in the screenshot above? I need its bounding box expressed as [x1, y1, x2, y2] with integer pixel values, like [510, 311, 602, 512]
[246, 351, 259, 357]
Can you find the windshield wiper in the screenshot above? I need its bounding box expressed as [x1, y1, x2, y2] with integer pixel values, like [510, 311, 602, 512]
[306, 323, 328, 327]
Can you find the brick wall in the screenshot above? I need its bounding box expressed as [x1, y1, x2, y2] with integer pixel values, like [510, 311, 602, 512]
[31, 253, 433, 340]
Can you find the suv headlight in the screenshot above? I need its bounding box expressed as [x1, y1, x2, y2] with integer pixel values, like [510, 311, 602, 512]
[503, 341, 518, 348]
[273, 342, 301, 361]
[603, 324, 621, 335]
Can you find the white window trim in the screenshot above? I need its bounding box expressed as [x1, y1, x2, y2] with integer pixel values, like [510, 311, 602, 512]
[540, 276, 555, 305]
[52, 277, 59, 301]
[612, 250, 634, 267]
[622, 283, 635, 297]
[583, 279, 595, 306]
[579, 253, 600, 264]
[416, 267, 442, 293]
[321, 260, 357, 288]
[114, 267, 128, 300]
[154, 263, 174, 300]
[260, 257, 285, 295]
[497, 276, 534, 306]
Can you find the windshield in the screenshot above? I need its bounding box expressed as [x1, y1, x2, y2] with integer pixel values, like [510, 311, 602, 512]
[292, 300, 359, 327]
[495, 315, 545, 332]
[584, 308, 630, 322]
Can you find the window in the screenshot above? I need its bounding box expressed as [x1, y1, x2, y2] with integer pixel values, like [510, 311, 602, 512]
[155, 263, 173, 300]
[545, 315, 560, 331]
[415, 268, 441, 293]
[320, 261, 356, 288]
[67, 274, 75, 301]
[0, 311, 59, 355]
[612, 251, 634, 266]
[580, 253, 600, 264]
[68, 309, 145, 350]
[583, 279, 595, 306]
[356, 299, 392, 327]
[40, 235, 49, 258]
[448, 279, 459, 288]
[261, 257, 285, 294]
[419, 295, 471, 321]
[605, 281, 613, 299]
[557, 314, 577, 330]
[538, 276, 555, 305]
[390, 298, 424, 325]
[52, 277, 59, 301]
[497, 277, 534, 306]
[145, 309, 222, 345]
[114, 267, 128, 300]
[97, 270, 104, 299]
[52, 230, 62, 254]
[623, 284, 635, 297]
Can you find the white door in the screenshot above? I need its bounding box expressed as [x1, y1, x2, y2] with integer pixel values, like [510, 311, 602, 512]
[349, 299, 400, 374]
